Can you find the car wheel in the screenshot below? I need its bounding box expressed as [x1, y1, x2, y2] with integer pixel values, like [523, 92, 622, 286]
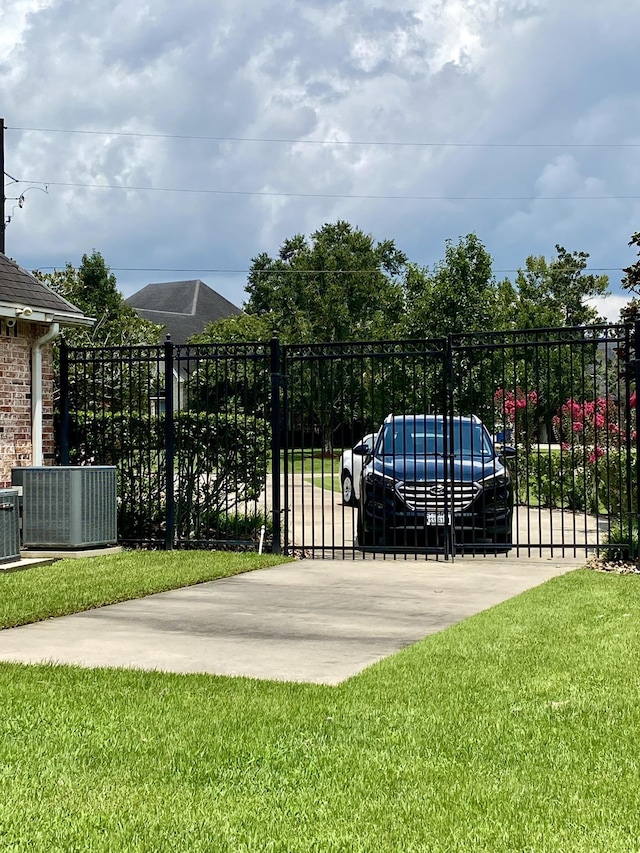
[493, 527, 513, 552]
[357, 507, 379, 547]
[342, 471, 356, 506]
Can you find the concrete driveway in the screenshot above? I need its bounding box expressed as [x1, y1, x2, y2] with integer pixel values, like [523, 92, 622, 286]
[0, 555, 584, 685]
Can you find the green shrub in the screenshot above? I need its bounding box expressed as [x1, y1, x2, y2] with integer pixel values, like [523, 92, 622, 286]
[526, 449, 589, 511]
[602, 520, 640, 561]
[66, 410, 270, 544]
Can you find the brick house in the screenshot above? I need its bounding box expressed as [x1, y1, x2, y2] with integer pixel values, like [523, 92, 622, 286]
[0, 252, 93, 487]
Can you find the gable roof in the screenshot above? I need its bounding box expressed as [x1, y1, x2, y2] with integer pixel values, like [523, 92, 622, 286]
[126, 279, 242, 343]
[0, 253, 93, 326]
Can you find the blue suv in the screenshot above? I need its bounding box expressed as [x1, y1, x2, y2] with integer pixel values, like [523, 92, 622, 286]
[357, 414, 514, 551]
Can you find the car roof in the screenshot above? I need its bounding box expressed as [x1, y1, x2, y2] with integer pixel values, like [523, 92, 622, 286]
[383, 413, 480, 424]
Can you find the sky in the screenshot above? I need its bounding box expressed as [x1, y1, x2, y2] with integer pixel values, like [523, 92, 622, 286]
[1, 0, 639, 322]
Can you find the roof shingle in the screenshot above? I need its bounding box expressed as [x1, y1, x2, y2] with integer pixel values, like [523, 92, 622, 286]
[0, 253, 85, 317]
[126, 280, 242, 343]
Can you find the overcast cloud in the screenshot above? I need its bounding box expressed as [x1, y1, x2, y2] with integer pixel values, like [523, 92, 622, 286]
[1, 0, 639, 321]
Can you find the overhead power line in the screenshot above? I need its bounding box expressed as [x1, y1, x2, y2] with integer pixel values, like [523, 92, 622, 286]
[14, 179, 640, 202]
[32, 265, 622, 275]
[7, 125, 640, 149]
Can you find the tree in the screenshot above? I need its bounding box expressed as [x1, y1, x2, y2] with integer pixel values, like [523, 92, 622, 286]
[499, 247, 610, 439]
[622, 232, 640, 295]
[401, 234, 507, 340]
[244, 220, 408, 343]
[191, 312, 274, 345]
[34, 251, 161, 347]
[36, 252, 163, 448]
[197, 222, 409, 453]
[511, 246, 608, 330]
[397, 235, 511, 418]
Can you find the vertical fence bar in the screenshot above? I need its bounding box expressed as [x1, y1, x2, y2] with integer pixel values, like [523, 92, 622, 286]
[634, 321, 640, 554]
[164, 336, 175, 550]
[282, 346, 290, 556]
[270, 337, 282, 555]
[443, 337, 455, 560]
[59, 339, 70, 465]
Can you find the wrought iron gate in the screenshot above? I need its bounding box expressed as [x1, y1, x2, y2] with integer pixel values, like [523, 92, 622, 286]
[59, 323, 640, 560]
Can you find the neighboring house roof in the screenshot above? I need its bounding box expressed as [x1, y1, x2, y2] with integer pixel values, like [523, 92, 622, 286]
[126, 279, 242, 343]
[0, 252, 93, 326]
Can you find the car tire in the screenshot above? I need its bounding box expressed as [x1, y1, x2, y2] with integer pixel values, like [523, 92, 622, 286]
[357, 507, 379, 547]
[342, 471, 356, 506]
[493, 527, 513, 552]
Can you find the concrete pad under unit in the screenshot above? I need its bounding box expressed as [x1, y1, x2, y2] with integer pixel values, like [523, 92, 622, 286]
[19, 546, 123, 560]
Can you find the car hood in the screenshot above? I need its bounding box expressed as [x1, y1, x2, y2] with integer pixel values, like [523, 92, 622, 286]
[370, 455, 504, 483]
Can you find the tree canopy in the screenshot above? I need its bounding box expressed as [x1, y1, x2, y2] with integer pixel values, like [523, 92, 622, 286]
[400, 234, 508, 339]
[622, 232, 640, 296]
[192, 222, 620, 351]
[510, 246, 608, 330]
[242, 220, 408, 343]
[34, 251, 161, 346]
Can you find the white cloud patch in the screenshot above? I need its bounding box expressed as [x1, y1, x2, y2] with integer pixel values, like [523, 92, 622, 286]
[587, 294, 633, 324]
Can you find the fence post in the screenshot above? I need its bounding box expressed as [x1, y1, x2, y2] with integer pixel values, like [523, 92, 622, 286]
[443, 336, 455, 560]
[164, 336, 175, 550]
[59, 339, 70, 465]
[634, 321, 640, 553]
[270, 337, 282, 554]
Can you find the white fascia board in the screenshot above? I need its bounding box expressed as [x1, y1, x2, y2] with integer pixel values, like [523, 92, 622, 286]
[0, 303, 95, 327]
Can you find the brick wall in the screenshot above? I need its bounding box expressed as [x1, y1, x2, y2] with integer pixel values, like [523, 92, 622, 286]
[0, 320, 55, 488]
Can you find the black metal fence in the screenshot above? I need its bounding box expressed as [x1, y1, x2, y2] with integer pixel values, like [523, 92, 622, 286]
[59, 323, 640, 559]
[60, 339, 274, 550]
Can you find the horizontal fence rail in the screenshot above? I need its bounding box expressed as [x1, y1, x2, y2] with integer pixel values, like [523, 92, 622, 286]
[58, 324, 640, 560]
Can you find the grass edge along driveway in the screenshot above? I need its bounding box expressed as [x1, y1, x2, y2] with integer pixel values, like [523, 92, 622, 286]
[0, 550, 292, 629]
[1, 558, 640, 851]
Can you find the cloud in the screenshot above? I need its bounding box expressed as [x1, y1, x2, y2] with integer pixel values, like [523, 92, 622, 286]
[587, 294, 633, 324]
[1, 0, 638, 310]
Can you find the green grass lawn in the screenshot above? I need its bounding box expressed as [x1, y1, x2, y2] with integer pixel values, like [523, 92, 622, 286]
[0, 550, 290, 629]
[1, 557, 639, 851]
[284, 449, 343, 492]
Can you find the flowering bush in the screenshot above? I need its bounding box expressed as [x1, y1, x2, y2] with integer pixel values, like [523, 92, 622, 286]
[493, 386, 638, 518]
[549, 394, 637, 517]
[552, 396, 622, 463]
[494, 387, 539, 445]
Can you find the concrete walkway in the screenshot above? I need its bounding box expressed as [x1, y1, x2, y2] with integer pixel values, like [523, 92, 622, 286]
[0, 555, 584, 685]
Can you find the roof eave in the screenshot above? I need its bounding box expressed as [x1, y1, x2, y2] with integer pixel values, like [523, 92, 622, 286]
[0, 303, 95, 327]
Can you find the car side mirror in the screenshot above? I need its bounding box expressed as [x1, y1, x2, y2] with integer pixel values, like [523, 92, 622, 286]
[499, 445, 517, 461]
[352, 443, 370, 456]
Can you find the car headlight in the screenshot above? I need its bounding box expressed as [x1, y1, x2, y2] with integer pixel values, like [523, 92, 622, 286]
[365, 471, 398, 487]
[479, 471, 510, 488]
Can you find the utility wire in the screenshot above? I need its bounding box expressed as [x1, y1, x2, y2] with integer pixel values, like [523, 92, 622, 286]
[7, 125, 640, 148]
[13, 179, 640, 201]
[32, 265, 623, 274]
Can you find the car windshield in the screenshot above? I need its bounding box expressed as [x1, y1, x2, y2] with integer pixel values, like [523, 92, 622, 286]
[380, 418, 493, 458]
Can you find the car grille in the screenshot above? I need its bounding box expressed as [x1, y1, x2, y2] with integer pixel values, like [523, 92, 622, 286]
[397, 481, 480, 512]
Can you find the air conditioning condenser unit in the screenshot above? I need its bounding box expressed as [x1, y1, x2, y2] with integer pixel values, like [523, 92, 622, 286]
[0, 489, 20, 564]
[21, 466, 117, 549]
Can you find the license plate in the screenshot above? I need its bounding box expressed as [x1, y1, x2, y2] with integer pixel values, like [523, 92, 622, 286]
[425, 513, 446, 526]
